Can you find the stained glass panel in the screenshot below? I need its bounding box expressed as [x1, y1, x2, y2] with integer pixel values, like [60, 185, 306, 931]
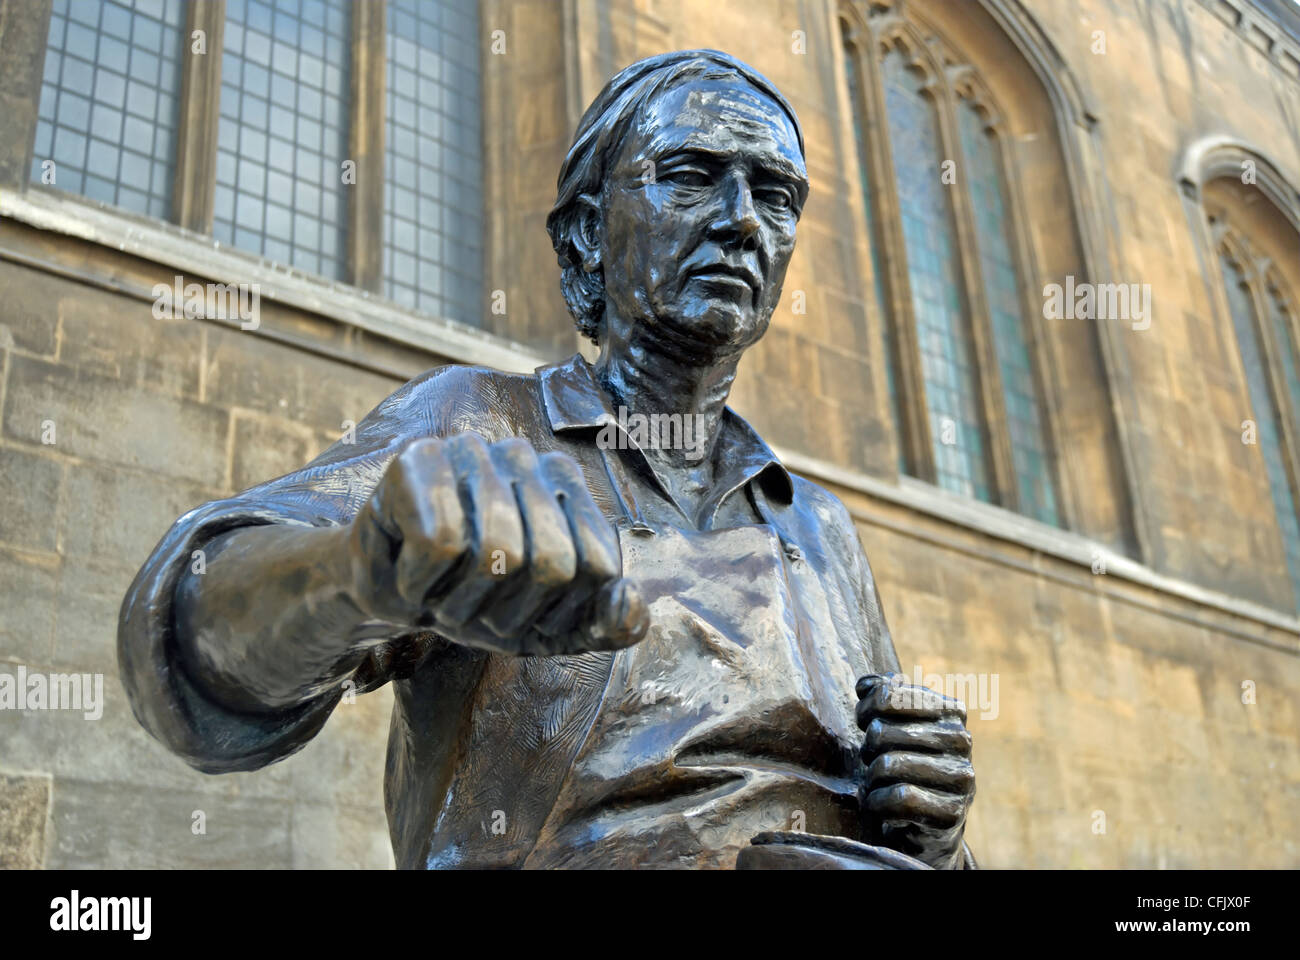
[1268, 285, 1300, 428]
[959, 101, 1059, 525]
[845, 41, 905, 471]
[882, 49, 991, 501]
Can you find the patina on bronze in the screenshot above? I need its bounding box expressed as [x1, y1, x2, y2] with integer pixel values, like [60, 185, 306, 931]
[118, 50, 976, 870]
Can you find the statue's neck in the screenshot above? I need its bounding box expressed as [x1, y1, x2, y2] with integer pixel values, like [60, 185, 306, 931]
[592, 318, 740, 470]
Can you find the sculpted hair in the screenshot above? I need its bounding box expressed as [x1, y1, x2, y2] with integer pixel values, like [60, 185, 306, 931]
[545, 50, 806, 344]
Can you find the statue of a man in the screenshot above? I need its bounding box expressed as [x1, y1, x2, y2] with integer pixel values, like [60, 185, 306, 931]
[119, 50, 976, 869]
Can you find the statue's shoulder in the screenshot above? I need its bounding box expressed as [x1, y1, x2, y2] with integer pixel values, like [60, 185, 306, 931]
[373, 362, 538, 418]
[785, 472, 863, 554]
[379, 362, 544, 440]
[786, 472, 853, 522]
[400, 361, 537, 402]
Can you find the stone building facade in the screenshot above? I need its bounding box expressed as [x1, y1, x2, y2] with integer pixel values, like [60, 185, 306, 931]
[0, 0, 1297, 868]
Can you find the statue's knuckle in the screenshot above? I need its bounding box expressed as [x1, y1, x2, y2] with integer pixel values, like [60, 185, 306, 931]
[581, 536, 620, 580]
[865, 717, 888, 747]
[542, 448, 583, 478]
[898, 783, 923, 804]
[532, 544, 577, 587]
[494, 436, 537, 467]
[429, 520, 469, 558]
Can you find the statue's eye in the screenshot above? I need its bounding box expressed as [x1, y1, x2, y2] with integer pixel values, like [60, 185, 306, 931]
[661, 168, 711, 188]
[756, 188, 795, 211]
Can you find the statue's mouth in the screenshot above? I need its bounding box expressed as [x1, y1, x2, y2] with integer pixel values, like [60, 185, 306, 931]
[685, 263, 760, 302]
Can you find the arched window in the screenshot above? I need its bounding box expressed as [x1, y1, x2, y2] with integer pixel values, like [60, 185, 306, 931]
[843, 44, 901, 468]
[840, 3, 1065, 527]
[1265, 273, 1300, 424]
[1215, 229, 1300, 607]
[957, 96, 1059, 526]
[879, 46, 992, 504]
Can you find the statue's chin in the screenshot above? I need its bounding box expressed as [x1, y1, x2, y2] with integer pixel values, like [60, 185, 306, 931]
[661, 300, 770, 353]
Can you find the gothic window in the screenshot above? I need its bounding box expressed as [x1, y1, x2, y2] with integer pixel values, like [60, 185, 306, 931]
[840, 5, 1065, 526]
[1266, 275, 1300, 428]
[958, 99, 1059, 525]
[383, 0, 483, 320]
[1217, 237, 1300, 607]
[843, 42, 903, 468]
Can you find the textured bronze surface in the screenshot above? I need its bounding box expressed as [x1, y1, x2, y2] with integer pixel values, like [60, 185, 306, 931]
[118, 50, 976, 869]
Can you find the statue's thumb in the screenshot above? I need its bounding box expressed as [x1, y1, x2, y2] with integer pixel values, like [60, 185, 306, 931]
[584, 578, 650, 649]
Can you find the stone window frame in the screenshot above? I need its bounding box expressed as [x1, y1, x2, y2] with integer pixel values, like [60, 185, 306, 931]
[29, 0, 416, 298]
[839, 1, 1071, 528]
[1178, 137, 1300, 609]
[1208, 220, 1300, 607]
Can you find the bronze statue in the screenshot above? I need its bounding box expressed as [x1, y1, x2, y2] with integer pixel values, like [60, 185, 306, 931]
[119, 50, 976, 869]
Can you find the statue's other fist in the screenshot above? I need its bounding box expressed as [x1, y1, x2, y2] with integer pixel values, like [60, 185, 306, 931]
[348, 433, 649, 656]
[855, 673, 975, 869]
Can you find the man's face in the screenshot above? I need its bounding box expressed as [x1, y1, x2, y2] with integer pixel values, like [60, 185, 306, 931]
[599, 76, 809, 352]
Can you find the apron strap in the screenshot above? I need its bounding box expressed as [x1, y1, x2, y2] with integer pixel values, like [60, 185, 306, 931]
[748, 482, 804, 566]
[594, 433, 655, 535]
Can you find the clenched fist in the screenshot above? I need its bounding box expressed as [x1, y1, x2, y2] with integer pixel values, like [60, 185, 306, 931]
[347, 433, 649, 656]
[855, 673, 975, 869]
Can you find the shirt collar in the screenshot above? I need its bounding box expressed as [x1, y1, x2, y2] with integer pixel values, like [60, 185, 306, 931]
[537, 353, 794, 506]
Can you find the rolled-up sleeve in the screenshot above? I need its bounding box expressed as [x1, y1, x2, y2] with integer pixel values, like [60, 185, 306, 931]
[117, 497, 346, 774]
[115, 367, 445, 774]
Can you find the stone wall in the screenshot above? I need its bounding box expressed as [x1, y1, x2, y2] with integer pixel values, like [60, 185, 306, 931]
[0, 249, 407, 867]
[844, 487, 1300, 868]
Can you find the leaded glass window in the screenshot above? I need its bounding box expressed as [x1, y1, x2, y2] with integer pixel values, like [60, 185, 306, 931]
[384, 0, 483, 323]
[959, 101, 1059, 525]
[32, 0, 185, 218]
[1221, 253, 1300, 606]
[881, 49, 991, 503]
[214, 0, 350, 279]
[1267, 282, 1300, 427]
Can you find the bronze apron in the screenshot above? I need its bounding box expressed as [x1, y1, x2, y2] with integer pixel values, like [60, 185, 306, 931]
[523, 446, 868, 869]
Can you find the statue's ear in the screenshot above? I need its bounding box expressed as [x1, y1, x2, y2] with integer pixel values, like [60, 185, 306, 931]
[572, 193, 603, 273]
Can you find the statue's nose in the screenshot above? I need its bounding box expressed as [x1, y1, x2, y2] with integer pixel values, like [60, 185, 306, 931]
[707, 177, 761, 248]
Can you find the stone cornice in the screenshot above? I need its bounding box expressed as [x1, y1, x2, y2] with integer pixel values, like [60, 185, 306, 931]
[1201, 0, 1300, 83]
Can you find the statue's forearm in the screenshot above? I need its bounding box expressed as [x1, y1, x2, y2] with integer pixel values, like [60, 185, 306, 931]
[173, 523, 378, 715]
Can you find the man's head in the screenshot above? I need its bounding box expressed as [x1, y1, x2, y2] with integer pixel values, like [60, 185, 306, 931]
[546, 51, 809, 353]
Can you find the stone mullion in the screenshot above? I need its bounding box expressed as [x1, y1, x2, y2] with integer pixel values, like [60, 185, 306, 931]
[863, 30, 934, 482]
[935, 77, 1014, 509]
[346, 0, 386, 293]
[171, 0, 226, 232]
[0, 0, 54, 191]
